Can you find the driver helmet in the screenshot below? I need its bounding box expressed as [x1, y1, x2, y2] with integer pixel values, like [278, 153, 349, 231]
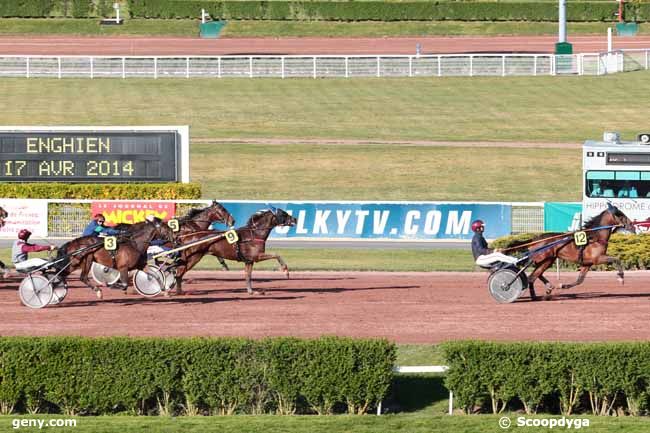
[471, 219, 485, 233]
[18, 229, 32, 240]
[94, 213, 106, 224]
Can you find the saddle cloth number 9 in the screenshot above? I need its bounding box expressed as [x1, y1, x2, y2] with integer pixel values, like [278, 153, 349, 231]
[104, 236, 118, 251]
[574, 231, 588, 246]
[167, 219, 180, 232]
[225, 229, 239, 244]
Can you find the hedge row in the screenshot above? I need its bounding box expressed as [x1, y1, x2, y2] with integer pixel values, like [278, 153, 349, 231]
[492, 232, 650, 270]
[0, 0, 115, 18]
[442, 341, 650, 416]
[127, 0, 631, 22]
[0, 183, 201, 199]
[0, 336, 395, 416]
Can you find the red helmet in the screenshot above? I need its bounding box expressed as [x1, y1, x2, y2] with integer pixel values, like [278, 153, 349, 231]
[471, 220, 485, 233]
[18, 229, 31, 240]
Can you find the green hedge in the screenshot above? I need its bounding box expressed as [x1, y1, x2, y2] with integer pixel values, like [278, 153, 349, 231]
[0, 0, 114, 17]
[442, 341, 650, 416]
[0, 336, 395, 416]
[0, 183, 201, 199]
[127, 0, 628, 22]
[492, 232, 650, 270]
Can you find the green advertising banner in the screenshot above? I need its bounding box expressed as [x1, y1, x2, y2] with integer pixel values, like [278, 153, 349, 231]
[544, 202, 582, 232]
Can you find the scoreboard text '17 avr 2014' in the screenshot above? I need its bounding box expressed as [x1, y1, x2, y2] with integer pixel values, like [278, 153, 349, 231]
[0, 126, 190, 183]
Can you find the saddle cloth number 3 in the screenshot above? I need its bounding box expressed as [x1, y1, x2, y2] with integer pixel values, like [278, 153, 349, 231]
[104, 236, 118, 251]
[225, 230, 239, 244]
[574, 231, 588, 246]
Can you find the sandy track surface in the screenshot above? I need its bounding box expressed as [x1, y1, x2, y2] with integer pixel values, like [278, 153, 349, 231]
[0, 35, 649, 56]
[3, 270, 649, 343]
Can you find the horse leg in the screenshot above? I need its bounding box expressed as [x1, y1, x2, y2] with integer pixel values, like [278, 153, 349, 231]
[119, 268, 132, 294]
[593, 255, 625, 285]
[244, 262, 264, 295]
[558, 265, 591, 290]
[79, 257, 103, 299]
[527, 258, 557, 301]
[217, 257, 229, 271]
[254, 253, 289, 279]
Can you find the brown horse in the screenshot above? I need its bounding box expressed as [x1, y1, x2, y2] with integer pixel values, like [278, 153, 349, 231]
[520, 204, 635, 301]
[77, 217, 175, 298]
[174, 208, 297, 294]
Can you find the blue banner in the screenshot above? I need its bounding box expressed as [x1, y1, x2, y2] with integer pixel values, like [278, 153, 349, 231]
[211, 202, 511, 240]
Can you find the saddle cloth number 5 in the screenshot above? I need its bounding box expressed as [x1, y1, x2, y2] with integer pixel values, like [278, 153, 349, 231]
[574, 231, 588, 246]
[225, 229, 239, 244]
[104, 236, 118, 251]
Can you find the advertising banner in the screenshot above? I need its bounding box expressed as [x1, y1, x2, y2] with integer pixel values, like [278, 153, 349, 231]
[544, 202, 582, 232]
[92, 201, 176, 225]
[0, 199, 48, 238]
[211, 201, 512, 240]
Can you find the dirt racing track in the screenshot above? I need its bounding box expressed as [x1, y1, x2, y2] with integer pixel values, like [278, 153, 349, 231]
[2, 270, 649, 343]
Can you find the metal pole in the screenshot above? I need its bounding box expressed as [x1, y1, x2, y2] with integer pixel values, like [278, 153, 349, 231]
[448, 391, 453, 415]
[559, 0, 567, 43]
[608, 27, 613, 52]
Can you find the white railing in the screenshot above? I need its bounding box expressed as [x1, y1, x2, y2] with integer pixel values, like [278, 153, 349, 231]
[1, 51, 646, 79]
[0, 54, 557, 79]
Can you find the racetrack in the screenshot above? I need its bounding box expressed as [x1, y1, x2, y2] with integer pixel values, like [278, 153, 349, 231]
[1, 35, 650, 55]
[3, 270, 649, 343]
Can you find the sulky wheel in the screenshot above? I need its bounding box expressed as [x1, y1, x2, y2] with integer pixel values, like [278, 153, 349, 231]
[133, 268, 164, 297]
[488, 268, 525, 304]
[91, 262, 121, 286]
[19, 275, 53, 309]
[49, 280, 68, 305]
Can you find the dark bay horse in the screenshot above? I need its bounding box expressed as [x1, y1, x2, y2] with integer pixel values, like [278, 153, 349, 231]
[174, 208, 297, 294]
[76, 218, 175, 298]
[521, 205, 635, 301]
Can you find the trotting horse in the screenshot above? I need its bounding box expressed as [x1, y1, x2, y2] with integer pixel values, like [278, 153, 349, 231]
[520, 204, 635, 301]
[173, 208, 297, 294]
[76, 217, 175, 298]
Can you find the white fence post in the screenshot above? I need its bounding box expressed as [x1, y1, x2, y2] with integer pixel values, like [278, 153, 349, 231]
[218, 57, 221, 78]
[533, 55, 537, 76]
[469, 55, 473, 77]
[646, 50, 649, 70]
[376, 56, 380, 77]
[409, 56, 412, 77]
[449, 391, 454, 415]
[57, 57, 61, 79]
[313, 57, 316, 79]
[281, 56, 285, 79]
[345, 56, 349, 78]
[26, 57, 29, 78]
[186, 57, 189, 79]
[122, 57, 125, 79]
[501, 55, 505, 77]
[249, 57, 253, 78]
[154, 57, 157, 79]
[90, 57, 94, 79]
[438, 55, 442, 77]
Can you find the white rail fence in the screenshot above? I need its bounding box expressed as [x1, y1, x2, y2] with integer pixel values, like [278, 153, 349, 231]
[0, 50, 646, 79]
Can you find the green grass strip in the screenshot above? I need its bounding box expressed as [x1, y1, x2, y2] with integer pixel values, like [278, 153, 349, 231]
[0, 19, 646, 37]
[3, 414, 650, 433]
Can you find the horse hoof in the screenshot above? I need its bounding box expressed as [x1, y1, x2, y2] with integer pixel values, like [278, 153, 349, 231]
[618, 277, 625, 285]
[530, 295, 540, 302]
[95, 290, 103, 300]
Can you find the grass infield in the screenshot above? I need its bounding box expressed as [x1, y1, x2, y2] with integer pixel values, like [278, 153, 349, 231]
[2, 414, 650, 433]
[0, 18, 646, 37]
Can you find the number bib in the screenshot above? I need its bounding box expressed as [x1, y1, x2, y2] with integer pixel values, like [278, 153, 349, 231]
[225, 229, 239, 244]
[104, 236, 118, 251]
[574, 231, 588, 246]
[167, 219, 180, 232]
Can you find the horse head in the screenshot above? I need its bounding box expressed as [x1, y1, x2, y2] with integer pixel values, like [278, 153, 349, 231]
[209, 200, 235, 227]
[145, 216, 176, 244]
[606, 205, 636, 234]
[272, 208, 297, 227]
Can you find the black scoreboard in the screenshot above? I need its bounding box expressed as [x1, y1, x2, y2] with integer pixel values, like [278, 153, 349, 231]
[0, 129, 184, 182]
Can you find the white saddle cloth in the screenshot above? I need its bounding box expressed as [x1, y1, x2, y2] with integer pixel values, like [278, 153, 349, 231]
[15, 258, 50, 272]
[475, 252, 520, 268]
